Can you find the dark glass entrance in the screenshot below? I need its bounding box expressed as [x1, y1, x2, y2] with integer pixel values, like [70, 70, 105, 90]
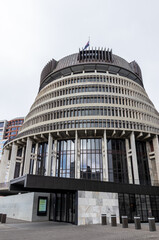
[50, 192, 76, 224]
[136, 141, 151, 185]
[107, 139, 128, 184]
[119, 193, 159, 223]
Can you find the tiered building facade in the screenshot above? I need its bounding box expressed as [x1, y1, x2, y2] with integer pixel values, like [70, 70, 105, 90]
[0, 48, 159, 225]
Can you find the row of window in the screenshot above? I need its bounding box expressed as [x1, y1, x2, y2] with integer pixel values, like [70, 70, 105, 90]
[136, 141, 151, 185]
[33, 83, 150, 110]
[56, 140, 75, 178]
[108, 139, 128, 183]
[80, 139, 103, 180]
[7, 120, 23, 126]
[15, 138, 150, 187]
[6, 127, 20, 131]
[119, 193, 159, 222]
[26, 94, 157, 121]
[18, 119, 159, 140]
[5, 131, 17, 136]
[8, 136, 15, 140]
[39, 74, 144, 101]
[23, 106, 159, 130]
[0, 122, 4, 128]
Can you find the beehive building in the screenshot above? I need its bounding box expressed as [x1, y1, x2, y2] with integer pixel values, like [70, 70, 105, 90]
[1, 48, 159, 225]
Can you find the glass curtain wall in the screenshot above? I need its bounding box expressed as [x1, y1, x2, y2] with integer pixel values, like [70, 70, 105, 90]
[50, 192, 75, 224]
[119, 193, 159, 222]
[37, 142, 48, 175]
[56, 140, 75, 178]
[29, 143, 36, 174]
[50, 140, 54, 176]
[80, 138, 103, 180]
[14, 162, 21, 178]
[107, 139, 128, 183]
[136, 141, 151, 185]
[14, 147, 23, 178]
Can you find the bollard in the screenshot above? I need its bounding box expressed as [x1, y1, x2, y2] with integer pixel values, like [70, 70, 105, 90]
[1, 214, 7, 224]
[134, 216, 141, 230]
[148, 217, 156, 231]
[101, 214, 107, 225]
[122, 216, 128, 228]
[111, 214, 117, 227]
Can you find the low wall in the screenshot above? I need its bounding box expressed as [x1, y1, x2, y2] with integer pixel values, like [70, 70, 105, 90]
[0, 192, 50, 222]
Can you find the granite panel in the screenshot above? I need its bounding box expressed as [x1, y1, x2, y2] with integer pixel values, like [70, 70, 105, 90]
[78, 191, 85, 198]
[78, 191, 119, 225]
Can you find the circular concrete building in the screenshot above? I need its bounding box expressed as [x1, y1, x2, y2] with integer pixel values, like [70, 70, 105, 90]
[1, 48, 159, 225]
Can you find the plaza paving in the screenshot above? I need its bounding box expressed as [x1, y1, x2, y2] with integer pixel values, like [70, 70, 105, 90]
[0, 218, 159, 240]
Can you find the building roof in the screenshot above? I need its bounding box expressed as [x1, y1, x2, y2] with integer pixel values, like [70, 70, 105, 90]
[8, 117, 24, 121]
[39, 48, 143, 91]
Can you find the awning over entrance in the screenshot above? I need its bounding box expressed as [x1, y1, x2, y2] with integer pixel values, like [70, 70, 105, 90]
[10, 174, 159, 195]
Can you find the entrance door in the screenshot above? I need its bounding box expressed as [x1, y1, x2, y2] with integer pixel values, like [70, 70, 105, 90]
[50, 192, 76, 224]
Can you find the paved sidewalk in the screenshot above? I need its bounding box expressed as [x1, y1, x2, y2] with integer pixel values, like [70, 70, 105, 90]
[0, 219, 159, 240]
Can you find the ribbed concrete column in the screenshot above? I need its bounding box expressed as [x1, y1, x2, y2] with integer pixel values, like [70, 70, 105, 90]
[153, 135, 159, 183]
[8, 143, 18, 181]
[130, 132, 139, 184]
[103, 130, 108, 181]
[75, 130, 80, 179]
[23, 137, 32, 175]
[145, 142, 156, 186]
[125, 139, 133, 184]
[0, 148, 9, 182]
[52, 140, 57, 177]
[45, 133, 53, 176]
[33, 143, 38, 175]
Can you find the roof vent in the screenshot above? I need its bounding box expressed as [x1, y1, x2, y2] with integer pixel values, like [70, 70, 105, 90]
[78, 47, 113, 63]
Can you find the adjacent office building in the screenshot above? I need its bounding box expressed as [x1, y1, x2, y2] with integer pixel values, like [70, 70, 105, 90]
[0, 120, 7, 164]
[0, 48, 159, 225]
[4, 118, 24, 141]
[0, 118, 24, 182]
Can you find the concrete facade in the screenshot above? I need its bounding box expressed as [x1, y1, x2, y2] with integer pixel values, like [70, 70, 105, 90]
[0, 192, 50, 222]
[0, 48, 159, 225]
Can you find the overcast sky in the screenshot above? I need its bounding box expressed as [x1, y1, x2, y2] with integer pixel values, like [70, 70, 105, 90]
[0, 0, 159, 120]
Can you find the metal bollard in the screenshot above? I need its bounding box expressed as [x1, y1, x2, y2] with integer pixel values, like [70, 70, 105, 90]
[148, 217, 156, 231]
[1, 214, 7, 224]
[101, 214, 107, 225]
[134, 216, 141, 230]
[122, 216, 128, 228]
[111, 214, 117, 227]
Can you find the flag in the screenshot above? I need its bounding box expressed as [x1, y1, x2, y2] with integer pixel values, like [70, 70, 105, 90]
[84, 41, 90, 50]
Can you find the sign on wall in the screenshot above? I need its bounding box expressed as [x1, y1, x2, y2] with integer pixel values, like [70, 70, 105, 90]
[37, 197, 48, 216]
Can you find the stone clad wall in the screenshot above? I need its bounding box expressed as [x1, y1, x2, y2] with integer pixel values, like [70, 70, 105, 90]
[78, 191, 119, 225]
